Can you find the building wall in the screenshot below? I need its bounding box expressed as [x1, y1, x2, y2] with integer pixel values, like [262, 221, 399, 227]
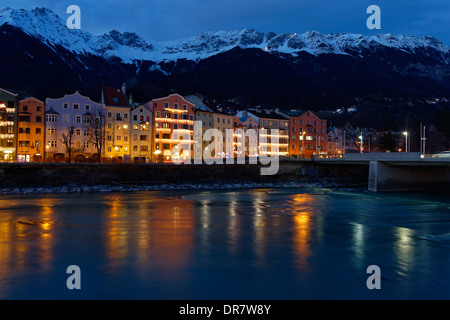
[258, 116, 289, 156]
[153, 94, 196, 163]
[213, 112, 234, 158]
[289, 111, 327, 158]
[195, 110, 215, 157]
[45, 92, 105, 161]
[17, 98, 45, 162]
[130, 106, 152, 163]
[105, 106, 131, 161]
[0, 89, 18, 161]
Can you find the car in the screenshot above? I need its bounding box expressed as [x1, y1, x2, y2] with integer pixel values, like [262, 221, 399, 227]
[432, 151, 450, 159]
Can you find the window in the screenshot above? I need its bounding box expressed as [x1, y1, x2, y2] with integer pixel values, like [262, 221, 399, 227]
[107, 123, 112, 129]
[73, 104, 79, 110]
[123, 125, 128, 130]
[47, 128, 57, 135]
[140, 135, 148, 141]
[155, 143, 160, 150]
[174, 104, 178, 109]
[85, 105, 90, 111]
[124, 136, 128, 142]
[76, 116, 81, 123]
[117, 136, 122, 141]
[46, 114, 58, 122]
[36, 116, 42, 123]
[76, 141, 81, 149]
[140, 146, 149, 152]
[63, 103, 68, 109]
[174, 114, 178, 120]
[133, 145, 138, 152]
[124, 113, 128, 119]
[63, 114, 69, 122]
[107, 147, 112, 152]
[162, 134, 170, 139]
[36, 128, 41, 134]
[174, 124, 178, 129]
[164, 103, 169, 108]
[107, 135, 112, 141]
[84, 141, 89, 149]
[37, 106, 42, 112]
[133, 115, 138, 121]
[22, 105, 28, 111]
[292, 135, 296, 140]
[84, 116, 91, 124]
[163, 144, 170, 150]
[116, 113, 122, 121]
[84, 129, 88, 137]
[306, 136, 313, 141]
[19, 141, 30, 148]
[36, 141, 41, 148]
[108, 112, 112, 118]
[76, 129, 81, 136]
[162, 123, 170, 129]
[133, 134, 138, 141]
[19, 116, 31, 122]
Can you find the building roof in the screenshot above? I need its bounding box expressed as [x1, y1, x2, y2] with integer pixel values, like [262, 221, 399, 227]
[253, 112, 288, 120]
[185, 95, 215, 113]
[46, 108, 60, 115]
[102, 86, 129, 107]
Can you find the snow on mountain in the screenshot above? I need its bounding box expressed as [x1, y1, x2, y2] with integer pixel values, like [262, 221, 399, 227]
[0, 7, 449, 64]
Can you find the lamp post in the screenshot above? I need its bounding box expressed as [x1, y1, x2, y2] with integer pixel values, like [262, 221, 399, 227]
[359, 134, 363, 154]
[403, 132, 409, 152]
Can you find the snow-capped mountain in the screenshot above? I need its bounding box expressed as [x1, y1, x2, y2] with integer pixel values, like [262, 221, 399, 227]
[0, 7, 450, 109]
[0, 7, 448, 64]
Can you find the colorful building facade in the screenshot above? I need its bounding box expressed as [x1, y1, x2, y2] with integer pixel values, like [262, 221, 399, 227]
[152, 94, 196, 163]
[45, 91, 105, 161]
[0, 88, 18, 161]
[17, 97, 45, 162]
[102, 86, 131, 162]
[289, 111, 327, 158]
[130, 104, 152, 163]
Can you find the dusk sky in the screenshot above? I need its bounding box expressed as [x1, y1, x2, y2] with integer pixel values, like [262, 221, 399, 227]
[2, 0, 449, 44]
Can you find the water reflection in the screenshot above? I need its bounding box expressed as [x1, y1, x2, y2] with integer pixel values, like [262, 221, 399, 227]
[394, 227, 414, 276]
[103, 194, 195, 281]
[0, 197, 56, 298]
[290, 194, 315, 272]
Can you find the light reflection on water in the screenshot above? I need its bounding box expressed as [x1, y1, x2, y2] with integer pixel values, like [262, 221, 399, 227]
[0, 188, 449, 299]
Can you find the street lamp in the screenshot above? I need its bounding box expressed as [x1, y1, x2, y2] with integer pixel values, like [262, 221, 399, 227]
[403, 132, 408, 152]
[359, 134, 363, 154]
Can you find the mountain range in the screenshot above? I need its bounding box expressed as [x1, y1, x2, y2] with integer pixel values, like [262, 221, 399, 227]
[1, 7, 449, 109]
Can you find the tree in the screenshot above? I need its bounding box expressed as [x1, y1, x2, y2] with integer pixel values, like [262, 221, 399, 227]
[61, 126, 75, 163]
[85, 108, 107, 162]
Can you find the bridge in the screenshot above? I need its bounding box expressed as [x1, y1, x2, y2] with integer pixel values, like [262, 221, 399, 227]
[314, 152, 450, 192]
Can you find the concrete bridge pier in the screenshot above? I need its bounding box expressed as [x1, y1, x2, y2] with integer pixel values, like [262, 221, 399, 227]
[368, 160, 450, 192]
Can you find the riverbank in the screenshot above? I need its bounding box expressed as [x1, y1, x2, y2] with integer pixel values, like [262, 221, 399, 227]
[0, 161, 369, 195]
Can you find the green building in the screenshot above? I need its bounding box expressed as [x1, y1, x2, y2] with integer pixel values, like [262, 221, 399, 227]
[0, 88, 18, 161]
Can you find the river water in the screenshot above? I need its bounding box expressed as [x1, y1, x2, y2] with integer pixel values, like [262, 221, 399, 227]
[0, 188, 449, 300]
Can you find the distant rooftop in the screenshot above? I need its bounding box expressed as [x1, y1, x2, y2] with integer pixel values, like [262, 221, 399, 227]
[102, 86, 129, 107]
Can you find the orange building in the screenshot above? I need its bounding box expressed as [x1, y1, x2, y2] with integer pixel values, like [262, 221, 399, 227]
[152, 94, 196, 163]
[17, 97, 45, 162]
[289, 111, 327, 159]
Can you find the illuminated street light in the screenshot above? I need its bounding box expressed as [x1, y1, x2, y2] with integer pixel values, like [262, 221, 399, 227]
[359, 134, 363, 153]
[403, 132, 409, 152]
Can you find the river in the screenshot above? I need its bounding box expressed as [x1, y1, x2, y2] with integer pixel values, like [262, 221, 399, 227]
[0, 188, 449, 299]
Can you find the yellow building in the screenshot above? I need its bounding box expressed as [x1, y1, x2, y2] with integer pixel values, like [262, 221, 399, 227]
[102, 86, 131, 162]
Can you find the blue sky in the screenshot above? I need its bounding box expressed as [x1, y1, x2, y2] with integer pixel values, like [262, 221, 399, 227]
[2, 0, 449, 44]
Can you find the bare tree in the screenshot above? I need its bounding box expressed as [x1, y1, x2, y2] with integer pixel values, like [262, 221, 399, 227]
[85, 108, 107, 162]
[61, 126, 75, 163]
